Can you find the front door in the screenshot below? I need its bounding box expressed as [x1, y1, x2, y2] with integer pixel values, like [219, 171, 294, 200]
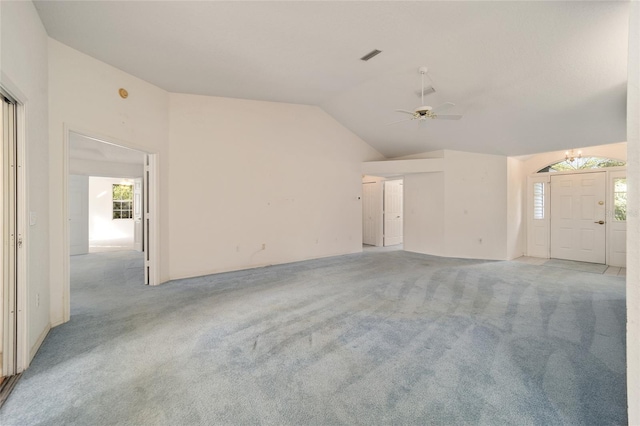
[550, 172, 606, 263]
[384, 180, 403, 246]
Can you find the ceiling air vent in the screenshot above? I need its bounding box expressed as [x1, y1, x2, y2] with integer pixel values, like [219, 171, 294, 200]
[360, 49, 382, 61]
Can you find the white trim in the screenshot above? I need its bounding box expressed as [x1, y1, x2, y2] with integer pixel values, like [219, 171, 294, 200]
[15, 101, 28, 372]
[28, 323, 50, 363]
[62, 125, 70, 323]
[147, 154, 160, 285]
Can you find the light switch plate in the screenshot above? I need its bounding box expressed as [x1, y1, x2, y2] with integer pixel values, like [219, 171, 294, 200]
[30, 211, 37, 226]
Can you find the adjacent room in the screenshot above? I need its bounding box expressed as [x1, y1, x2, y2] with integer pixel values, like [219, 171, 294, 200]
[0, 1, 638, 424]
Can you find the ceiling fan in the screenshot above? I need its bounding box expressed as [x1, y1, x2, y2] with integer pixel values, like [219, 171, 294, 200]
[388, 66, 462, 125]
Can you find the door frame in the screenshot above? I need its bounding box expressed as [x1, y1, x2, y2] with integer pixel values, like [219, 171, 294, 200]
[526, 166, 627, 265]
[62, 126, 160, 322]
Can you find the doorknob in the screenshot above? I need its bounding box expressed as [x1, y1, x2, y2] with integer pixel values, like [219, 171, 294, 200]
[594, 220, 605, 225]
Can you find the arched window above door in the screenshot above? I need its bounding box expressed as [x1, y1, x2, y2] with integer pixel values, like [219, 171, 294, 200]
[537, 157, 626, 173]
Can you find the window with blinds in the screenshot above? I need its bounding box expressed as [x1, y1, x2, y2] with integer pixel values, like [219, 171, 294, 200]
[533, 182, 544, 220]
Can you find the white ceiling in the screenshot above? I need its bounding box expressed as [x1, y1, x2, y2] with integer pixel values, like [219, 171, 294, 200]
[35, 1, 629, 158]
[69, 132, 145, 165]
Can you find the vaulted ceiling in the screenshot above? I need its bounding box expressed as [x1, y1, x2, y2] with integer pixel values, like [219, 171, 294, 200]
[34, 1, 629, 158]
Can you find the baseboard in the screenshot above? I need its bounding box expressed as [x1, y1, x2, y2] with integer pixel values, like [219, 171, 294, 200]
[50, 317, 65, 328]
[29, 323, 51, 363]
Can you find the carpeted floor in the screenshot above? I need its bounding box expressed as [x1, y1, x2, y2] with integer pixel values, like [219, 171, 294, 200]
[0, 250, 627, 425]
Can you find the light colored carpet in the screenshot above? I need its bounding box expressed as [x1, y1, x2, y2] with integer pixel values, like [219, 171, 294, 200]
[0, 250, 627, 425]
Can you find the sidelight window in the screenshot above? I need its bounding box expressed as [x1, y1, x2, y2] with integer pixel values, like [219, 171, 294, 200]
[613, 178, 627, 221]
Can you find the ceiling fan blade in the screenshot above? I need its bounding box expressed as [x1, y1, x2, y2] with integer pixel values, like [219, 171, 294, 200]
[395, 109, 416, 116]
[435, 114, 463, 120]
[385, 118, 413, 126]
[431, 102, 455, 113]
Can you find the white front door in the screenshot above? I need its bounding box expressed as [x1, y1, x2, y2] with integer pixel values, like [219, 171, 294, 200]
[69, 175, 89, 255]
[133, 178, 143, 252]
[550, 172, 606, 263]
[384, 180, 403, 246]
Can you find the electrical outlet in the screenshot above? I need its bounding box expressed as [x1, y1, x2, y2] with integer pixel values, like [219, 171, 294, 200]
[36, 293, 40, 307]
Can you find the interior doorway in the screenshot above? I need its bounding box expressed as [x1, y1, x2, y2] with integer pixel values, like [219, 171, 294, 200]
[64, 129, 159, 320]
[362, 176, 404, 248]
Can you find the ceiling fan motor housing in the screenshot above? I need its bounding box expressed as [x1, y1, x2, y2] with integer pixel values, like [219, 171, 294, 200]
[415, 105, 433, 116]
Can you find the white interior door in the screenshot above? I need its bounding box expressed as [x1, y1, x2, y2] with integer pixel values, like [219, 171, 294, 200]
[550, 172, 606, 264]
[608, 171, 627, 267]
[362, 181, 383, 246]
[69, 175, 89, 255]
[133, 178, 143, 252]
[1, 94, 17, 377]
[384, 179, 403, 247]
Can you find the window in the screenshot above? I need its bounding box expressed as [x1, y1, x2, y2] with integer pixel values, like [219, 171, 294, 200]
[533, 182, 545, 219]
[613, 178, 627, 221]
[112, 184, 133, 219]
[537, 157, 625, 173]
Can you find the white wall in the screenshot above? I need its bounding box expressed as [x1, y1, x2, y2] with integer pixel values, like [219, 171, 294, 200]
[443, 150, 508, 260]
[1, 1, 51, 361]
[507, 157, 526, 259]
[386, 150, 518, 261]
[168, 93, 382, 279]
[627, 2, 640, 422]
[88, 177, 134, 245]
[48, 39, 170, 325]
[403, 172, 445, 255]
